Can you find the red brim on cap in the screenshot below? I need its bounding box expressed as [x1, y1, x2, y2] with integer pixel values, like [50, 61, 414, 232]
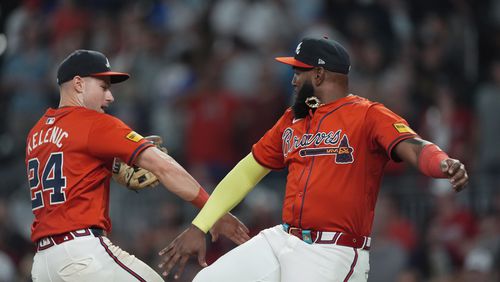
[275, 57, 314, 68]
[91, 71, 130, 84]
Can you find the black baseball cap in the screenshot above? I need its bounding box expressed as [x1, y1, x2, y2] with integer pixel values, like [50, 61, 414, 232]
[275, 37, 351, 74]
[57, 49, 130, 85]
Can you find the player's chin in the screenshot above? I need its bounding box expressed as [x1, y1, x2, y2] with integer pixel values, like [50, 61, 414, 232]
[99, 106, 108, 113]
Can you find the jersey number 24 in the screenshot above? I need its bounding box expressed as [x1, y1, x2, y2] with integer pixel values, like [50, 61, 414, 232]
[27, 152, 67, 210]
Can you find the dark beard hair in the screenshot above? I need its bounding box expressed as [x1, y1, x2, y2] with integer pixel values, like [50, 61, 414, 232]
[292, 81, 315, 119]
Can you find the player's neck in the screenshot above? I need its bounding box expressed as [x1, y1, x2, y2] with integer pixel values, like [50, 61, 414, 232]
[316, 85, 348, 105]
[59, 91, 85, 108]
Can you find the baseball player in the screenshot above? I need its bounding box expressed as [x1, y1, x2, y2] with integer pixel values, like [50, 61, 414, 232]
[158, 37, 469, 282]
[26, 50, 250, 282]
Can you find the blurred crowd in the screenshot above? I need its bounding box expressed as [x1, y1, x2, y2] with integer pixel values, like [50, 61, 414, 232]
[0, 0, 499, 281]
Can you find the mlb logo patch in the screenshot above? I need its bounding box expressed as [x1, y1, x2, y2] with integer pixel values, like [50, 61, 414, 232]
[46, 117, 55, 125]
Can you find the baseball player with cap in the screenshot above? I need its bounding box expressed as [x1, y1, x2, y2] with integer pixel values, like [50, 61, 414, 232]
[158, 37, 469, 282]
[26, 49, 250, 282]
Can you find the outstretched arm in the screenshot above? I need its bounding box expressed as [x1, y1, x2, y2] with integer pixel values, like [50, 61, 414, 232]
[191, 153, 271, 232]
[135, 146, 250, 251]
[158, 153, 271, 279]
[393, 138, 468, 192]
[135, 146, 202, 201]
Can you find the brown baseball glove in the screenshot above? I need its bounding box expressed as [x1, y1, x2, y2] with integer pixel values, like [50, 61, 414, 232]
[112, 135, 168, 191]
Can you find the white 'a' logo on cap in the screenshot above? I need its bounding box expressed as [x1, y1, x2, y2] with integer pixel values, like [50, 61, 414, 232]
[295, 42, 303, 55]
[105, 58, 111, 68]
[318, 58, 325, 64]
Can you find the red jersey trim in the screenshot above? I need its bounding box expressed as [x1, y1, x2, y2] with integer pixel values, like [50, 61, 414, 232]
[313, 101, 359, 132]
[251, 149, 285, 170]
[386, 133, 417, 161]
[127, 142, 155, 165]
[45, 107, 82, 117]
[45, 112, 67, 117]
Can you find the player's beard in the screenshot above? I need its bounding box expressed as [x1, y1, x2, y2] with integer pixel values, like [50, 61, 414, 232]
[292, 80, 315, 119]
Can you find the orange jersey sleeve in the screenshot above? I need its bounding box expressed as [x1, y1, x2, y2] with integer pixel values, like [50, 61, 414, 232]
[365, 103, 417, 161]
[251, 109, 293, 170]
[365, 103, 418, 161]
[87, 114, 153, 165]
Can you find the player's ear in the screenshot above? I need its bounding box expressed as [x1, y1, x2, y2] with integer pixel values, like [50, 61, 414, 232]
[73, 76, 85, 93]
[313, 67, 325, 86]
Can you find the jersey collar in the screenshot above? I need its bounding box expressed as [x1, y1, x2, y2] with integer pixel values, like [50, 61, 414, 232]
[317, 94, 360, 111]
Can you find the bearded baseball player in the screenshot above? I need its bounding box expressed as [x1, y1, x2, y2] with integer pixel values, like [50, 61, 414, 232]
[26, 50, 250, 282]
[159, 37, 470, 281]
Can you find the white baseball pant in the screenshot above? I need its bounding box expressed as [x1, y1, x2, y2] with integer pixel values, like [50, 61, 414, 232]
[31, 231, 163, 282]
[194, 225, 370, 282]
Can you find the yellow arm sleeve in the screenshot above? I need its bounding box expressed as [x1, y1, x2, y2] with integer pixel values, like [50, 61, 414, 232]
[192, 153, 271, 232]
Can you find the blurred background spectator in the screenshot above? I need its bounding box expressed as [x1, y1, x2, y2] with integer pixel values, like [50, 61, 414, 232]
[0, 0, 498, 281]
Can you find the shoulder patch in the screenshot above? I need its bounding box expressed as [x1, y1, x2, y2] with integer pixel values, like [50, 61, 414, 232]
[126, 131, 143, 142]
[393, 123, 415, 134]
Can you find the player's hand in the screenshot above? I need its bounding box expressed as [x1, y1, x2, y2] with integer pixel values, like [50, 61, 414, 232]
[209, 213, 250, 245]
[158, 225, 207, 279]
[441, 158, 468, 192]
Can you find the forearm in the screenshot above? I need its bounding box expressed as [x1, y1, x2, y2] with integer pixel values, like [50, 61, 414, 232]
[417, 144, 449, 178]
[136, 147, 201, 201]
[192, 153, 271, 233]
[156, 159, 202, 200]
[394, 138, 448, 178]
[395, 137, 468, 191]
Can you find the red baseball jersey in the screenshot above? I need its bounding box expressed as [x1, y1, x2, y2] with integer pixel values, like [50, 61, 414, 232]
[26, 107, 154, 242]
[252, 95, 417, 237]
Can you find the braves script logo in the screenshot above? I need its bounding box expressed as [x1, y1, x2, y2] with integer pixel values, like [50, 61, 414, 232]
[282, 128, 354, 164]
